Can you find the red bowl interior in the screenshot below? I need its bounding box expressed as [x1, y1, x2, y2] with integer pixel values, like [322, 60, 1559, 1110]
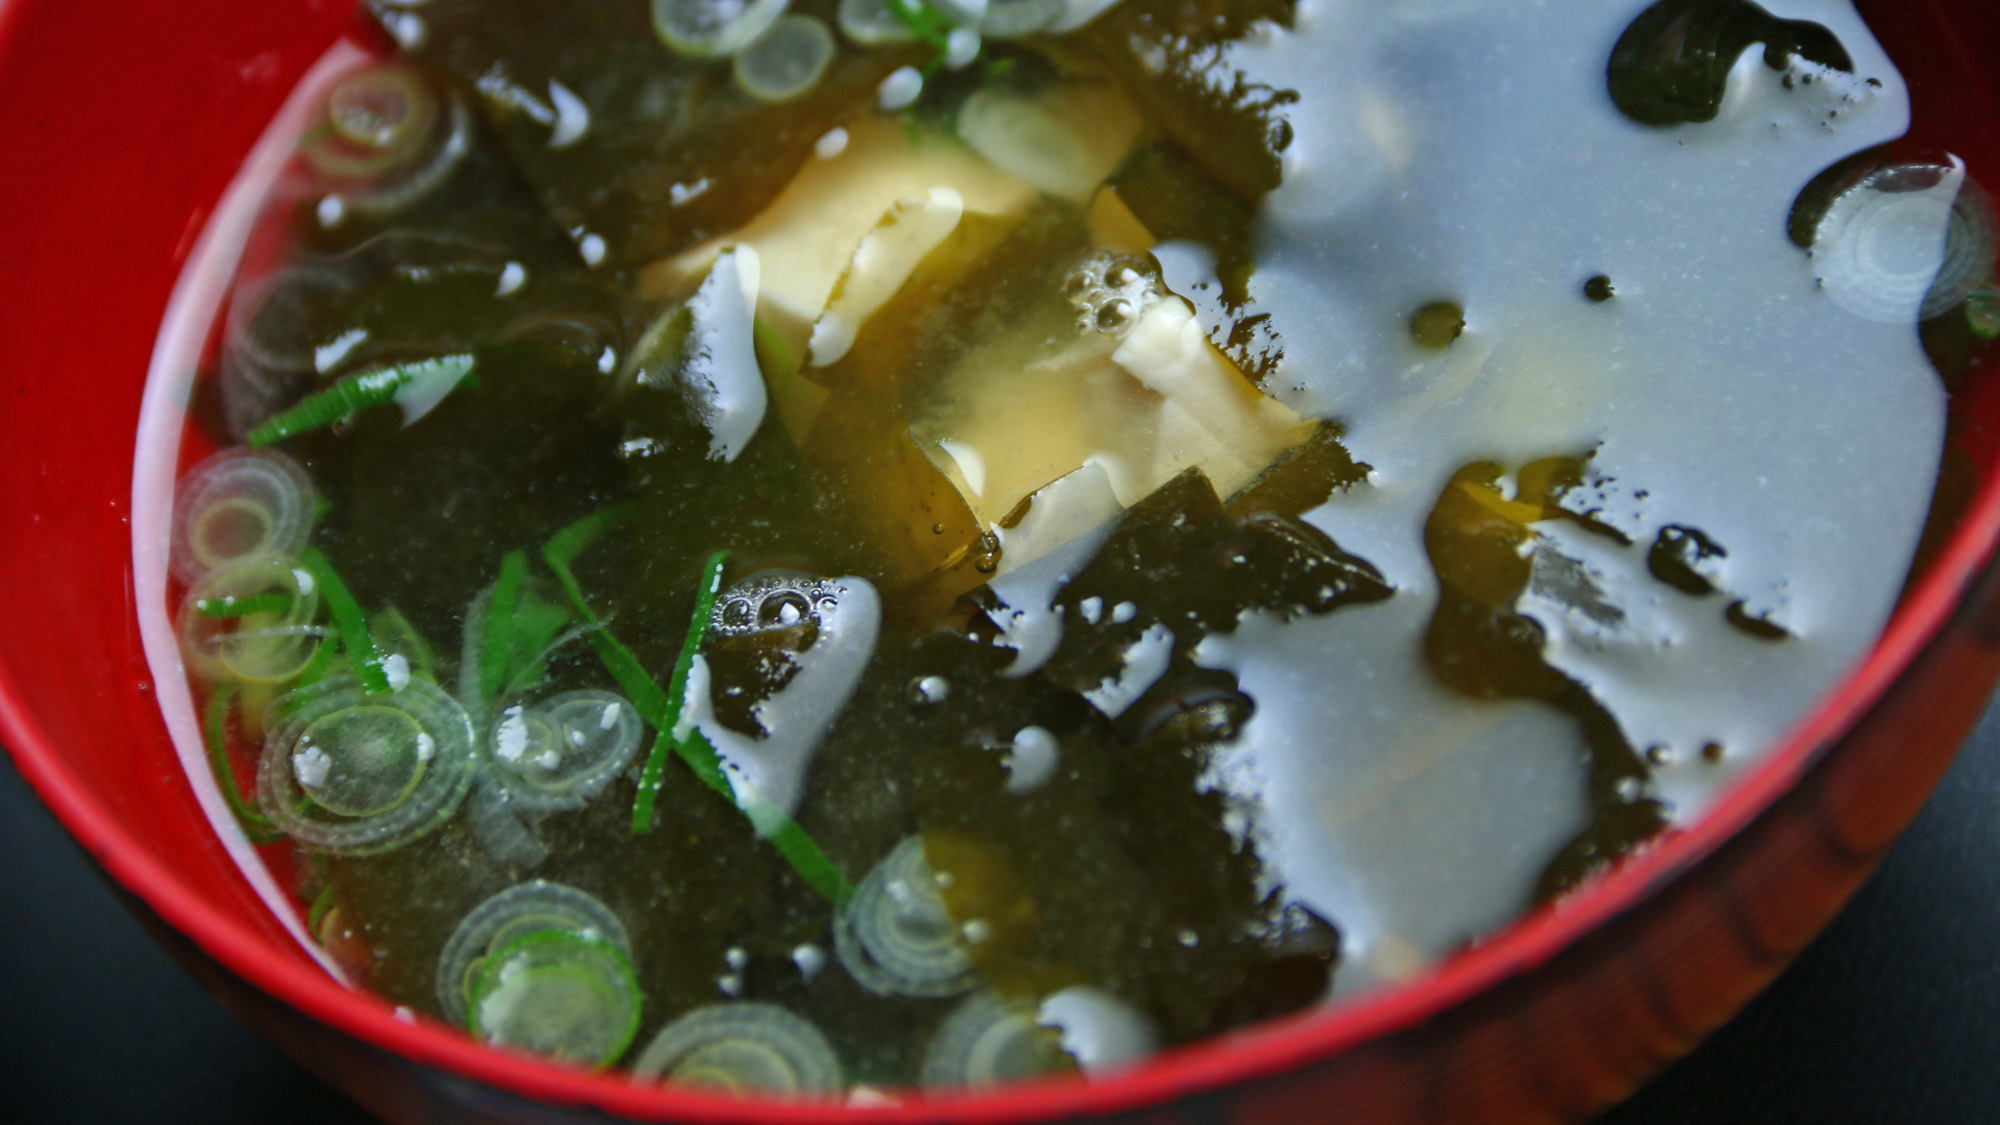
[2, 1, 1998, 1121]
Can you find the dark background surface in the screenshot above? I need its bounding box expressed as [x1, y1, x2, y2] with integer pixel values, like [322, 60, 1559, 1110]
[6, 700, 2000, 1125]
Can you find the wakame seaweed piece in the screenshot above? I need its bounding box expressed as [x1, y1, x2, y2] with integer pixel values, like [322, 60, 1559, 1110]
[223, 229, 619, 443]
[1607, 0, 1853, 128]
[1787, 144, 1894, 250]
[1648, 524, 1727, 596]
[1420, 462, 1667, 899]
[1224, 423, 1370, 521]
[796, 608, 1314, 1044]
[248, 354, 477, 445]
[614, 366, 928, 629]
[369, 0, 923, 271]
[901, 658, 1289, 1044]
[301, 329, 630, 639]
[292, 67, 586, 263]
[1054, 0, 1300, 204]
[1038, 468, 1392, 701]
[1108, 143, 1259, 306]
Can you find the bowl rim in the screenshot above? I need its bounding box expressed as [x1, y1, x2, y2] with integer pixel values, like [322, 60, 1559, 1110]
[5, 14, 2000, 1125]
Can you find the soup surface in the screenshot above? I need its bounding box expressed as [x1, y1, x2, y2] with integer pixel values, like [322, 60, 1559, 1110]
[139, 0, 1995, 1095]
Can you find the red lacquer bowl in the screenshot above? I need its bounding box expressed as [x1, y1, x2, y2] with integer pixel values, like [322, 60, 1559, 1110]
[2, 1, 1998, 1122]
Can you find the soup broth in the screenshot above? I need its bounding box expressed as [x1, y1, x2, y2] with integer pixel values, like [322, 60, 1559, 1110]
[145, 0, 1994, 1096]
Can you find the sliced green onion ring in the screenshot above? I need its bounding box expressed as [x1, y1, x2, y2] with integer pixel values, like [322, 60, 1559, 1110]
[468, 930, 643, 1069]
[300, 62, 471, 214]
[179, 555, 324, 685]
[1811, 160, 1996, 324]
[435, 880, 631, 1026]
[300, 704, 432, 816]
[733, 16, 837, 104]
[652, 0, 790, 58]
[171, 447, 318, 584]
[309, 65, 440, 178]
[833, 835, 977, 998]
[978, 0, 1059, 37]
[257, 674, 476, 854]
[630, 1002, 843, 1095]
[836, 0, 919, 45]
[370, 605, 438, 680]
[489, 690, 645, 812]
[1033, 984, 1159, 1074]
[919, 991, 1074, 1089]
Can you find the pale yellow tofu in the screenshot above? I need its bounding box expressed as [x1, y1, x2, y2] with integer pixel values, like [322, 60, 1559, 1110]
[913, 292, 1313, 531]
[1111, 298, 1312, 479]
[639, 117, 1037, 347]
[808, 186, 967, 368]
[956, 82, 1144, 204]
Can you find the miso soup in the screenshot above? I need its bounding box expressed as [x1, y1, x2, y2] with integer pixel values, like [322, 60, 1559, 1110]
[137, 0, 1995, 1096]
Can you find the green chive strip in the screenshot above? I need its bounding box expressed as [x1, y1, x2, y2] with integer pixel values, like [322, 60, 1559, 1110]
[478, 551, 529, 705]
[371, 605, 437, 679]
[540, 508, 722, 797]
[307, 883, 338, 937]
[203, 681, 287, 844]
[638, 549, 731, 832]
[195, 593, 294, 619]
[247, 354, 475, 446]
[886, 0, 953, 50]
[301, 546, 392, 696]
[501, 593, 579, 698]
[688, 727, 856, 905]
[294, 625, 343, 694]
[541, 510, 854, 903]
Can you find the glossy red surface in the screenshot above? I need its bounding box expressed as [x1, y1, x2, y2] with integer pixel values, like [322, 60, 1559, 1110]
[1, 2, 1997, 1123]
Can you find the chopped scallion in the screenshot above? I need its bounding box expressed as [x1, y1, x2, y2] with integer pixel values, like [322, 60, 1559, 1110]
[479, 550, 528, 705]
[195, 592, 294, 618]
[203, 680, 287, 844]
[504, 591, 577, 695]
[887, 0, 954, 49]
[293, 626, 344, 694]
[247, 354, 475, 446]
[301, 546, 393, 696]
[371, 605, 437, 678]
[308, 882, 338, 937]
[636, 549, 731, 832]
[541, 510, 853, 903]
